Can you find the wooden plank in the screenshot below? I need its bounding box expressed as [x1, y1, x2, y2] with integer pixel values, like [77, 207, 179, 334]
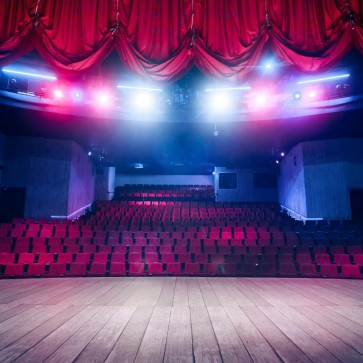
[74, 306, 136, 363]
[207, 307, 252, 362]
[107, 278, 145, 306]
[186, 278, 205, 307]
[0, 304, 34, 323]
[15, 305, 103, 363]
[105, 306, 153, 363]
[233, 279, 272, 307]
[197, 278, 221, 307]
[41, 279, 100, 305]
[327, 305, 363, 325]
[312, 305, 363, 338]
[173, 277, 189, 306]
[294, 305, 363, 355]
[278, 279, 339, 306]
[44, 306, 118, 363]
[208, 279, 239, 307]
[90, 278, 132, 306]
[259, 306, 340, 362]
[164, 307, 193, 363]
[134, 306, 171, 363]
[157, 277, 176, 307]
[225, 306, 281, 363]
[274, 305, 363, 363]
[122, 278, 163, 307]
[241, 306, 311, 363]
[0, 305, 84, 363]
[0, 305, 67, 350]
[220, 278, 255, 307]
[190, 306, 223, 363]
[0, 305, 47, 335]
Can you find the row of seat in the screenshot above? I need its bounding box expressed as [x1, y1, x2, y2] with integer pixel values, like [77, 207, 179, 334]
[1, 251, 363, 264]
[1, 261, 361, 278]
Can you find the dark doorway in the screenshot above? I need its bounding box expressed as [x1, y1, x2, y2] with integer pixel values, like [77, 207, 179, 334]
[349, 189, 363, 220]
[0, 187, 26, 222]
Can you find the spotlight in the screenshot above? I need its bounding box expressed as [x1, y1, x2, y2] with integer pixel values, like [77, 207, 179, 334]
[134, 93, 154, 110]
[74, 91, 81, 99]
[308, 90, 316, 98]
[280, 152, 285, 157]
[275, 160, 279, 164]
[293, 92, 301, 100]
[54, 89, 63, 99]
[213, 130, 219, 137]
[255, 93, 267, 106]
[95, 91, 112, 107]
[211, 93, 230, 112]
[88, 151, 92, 156]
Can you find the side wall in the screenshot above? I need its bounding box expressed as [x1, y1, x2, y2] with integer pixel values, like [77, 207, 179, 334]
[303, 139, 363, 219]
[1, 137, 71, 219]
[67, 143, 95, 218]
[215, 167, 278, 202]
[278, 143, 307, 219]
[279, 139, 363, 220]
[0, 133, 5, 187]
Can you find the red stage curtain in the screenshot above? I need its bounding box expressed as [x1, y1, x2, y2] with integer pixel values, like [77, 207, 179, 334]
[0, 0, 362, 80]
[115, 0, 194, 82]
[195, 0, 268, 82]
[268, 0, 353, 72]
[32, 0, 116, 77]
[0, 0, 34, 66]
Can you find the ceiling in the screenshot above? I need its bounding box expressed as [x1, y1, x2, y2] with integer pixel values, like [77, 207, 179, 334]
[1, 50, 363, 175]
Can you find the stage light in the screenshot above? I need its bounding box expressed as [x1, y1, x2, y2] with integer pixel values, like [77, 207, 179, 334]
[88, 151, 92, 156]
[275, 160, 279, 164]
[134, 163, 144, 169]
[308, 90, 316, 98]
[210, 93, 230, 112]
[54, 89, 63, 99]
[255, 93, 267, 106]
[95, 90, 113, 108]
[2, 68, 57, 80]
[293, 92, 301, 100]
[134, 93, 154, 110]
[74, 91, 81, 99]
[205, 86, 251, 92]
[117, 85, 162, 92]
[297, 73, 350, 85]
[280, 152, 285, 157]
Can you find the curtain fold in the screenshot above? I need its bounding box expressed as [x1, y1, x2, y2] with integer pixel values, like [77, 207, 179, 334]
[0, 0, 35, 66]
[0, 0, 362, 81]
[268, 0, 353, 72]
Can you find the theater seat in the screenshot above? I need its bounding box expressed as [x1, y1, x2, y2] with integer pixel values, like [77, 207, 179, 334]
[109, 262, 126, 276]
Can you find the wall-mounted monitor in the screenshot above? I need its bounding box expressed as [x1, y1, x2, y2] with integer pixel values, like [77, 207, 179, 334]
[219, 173, 237, 189]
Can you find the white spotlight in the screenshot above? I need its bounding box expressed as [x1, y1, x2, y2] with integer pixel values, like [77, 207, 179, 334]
[211, 93, 230, 112]
[135, 93, 154, 110]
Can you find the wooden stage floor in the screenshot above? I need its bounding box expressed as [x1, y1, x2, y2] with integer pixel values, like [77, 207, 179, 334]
[0, 277, 362, 362]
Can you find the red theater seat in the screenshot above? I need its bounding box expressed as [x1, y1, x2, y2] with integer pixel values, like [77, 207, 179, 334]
[109, 262, 126, 276]
[27, 263, 45, 277]
[279, 263, 297, 277]
[0, 253, 15, 264]
[37, 253, 55, 264]
[166, 262, 181, 275]
[299, 263, 319, 277]
[185, 263, 200, 275]
[18, 253, 35, 264]
[320, 264, 340, 278]
[93, 253, 109, 263]
[4, 264, 24, 276]
[46, 263, 67, 277]
[341, 265, 361, 278]
[89, 263, 107, 276]
[147, 262, 163, 275]
[57, 253, 73, 264]
[66, 263, 87, 277]
[128, 263, 145, 276]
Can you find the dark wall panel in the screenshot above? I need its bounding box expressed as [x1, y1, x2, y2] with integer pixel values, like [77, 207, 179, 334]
[1, 137, 71, 219]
